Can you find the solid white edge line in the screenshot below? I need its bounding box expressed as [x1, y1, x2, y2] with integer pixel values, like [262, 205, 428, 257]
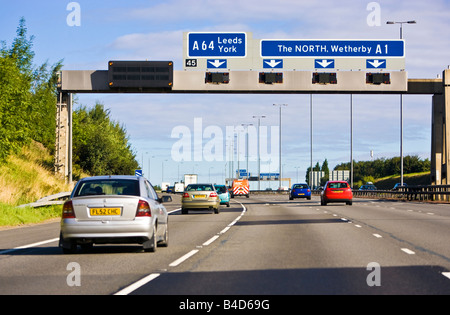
[442, 272, 450, 280]
[169, 249, 199, 267]
[114, 273, 160, 295]
[168, 208, 181, 214]
[220, 226, 231, 234]
[401, 248, 415, 255]
[0, 238, 60, 255]
[203, 235, 219, 246]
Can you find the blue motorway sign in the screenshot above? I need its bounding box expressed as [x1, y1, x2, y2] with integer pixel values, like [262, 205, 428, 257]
[261, 40, 404, 58]
[188, 32, 247, 58]
[135, 169, 143, 177]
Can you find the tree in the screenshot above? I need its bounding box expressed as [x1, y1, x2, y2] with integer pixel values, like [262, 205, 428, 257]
[30, 60, 63, 152]
[305, 161, 326, 186]
[73, 102, 139, 176]
[320, 159, 330, 186]
[0, 18, 62, 161]
[6, 17, 35, 76]
[334, 155, 430, 184]
[0, 39, 32, 161]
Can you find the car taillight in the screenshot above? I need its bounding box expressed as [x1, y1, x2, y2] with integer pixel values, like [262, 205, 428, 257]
[182, 192, 189, 198]
[136, 200, 151, 217]
[210, 192, 218, 197]
[62, 201, 75, 219]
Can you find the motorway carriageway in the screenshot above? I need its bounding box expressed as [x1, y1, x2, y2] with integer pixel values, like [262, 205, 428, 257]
[1, 194, 450, 295]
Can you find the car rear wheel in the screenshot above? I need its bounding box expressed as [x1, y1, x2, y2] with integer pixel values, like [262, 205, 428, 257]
[59, 233, 77, 254]
[158, 225, 169, 247]
[143, 229, 157, 252]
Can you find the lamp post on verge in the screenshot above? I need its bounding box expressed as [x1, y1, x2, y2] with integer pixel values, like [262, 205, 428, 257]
[241, 123, 253, 179]
[386, 20, 416, 186]
[253, 115, 266, 190]
[274, 104, 288, 189]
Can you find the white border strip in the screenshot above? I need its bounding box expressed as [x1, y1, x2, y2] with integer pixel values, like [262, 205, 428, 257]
[0, 238, 59, 255]
[169, 249, 199, 267]
[114, 273, 160, 295]
[203, 235, 219, 246]
[401, 248, 415, 255]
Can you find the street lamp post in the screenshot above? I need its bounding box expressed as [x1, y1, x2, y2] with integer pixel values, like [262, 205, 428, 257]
[241, 123, 253, 179]
[274, 104, 287, 189]
[387, 20, 416, 186]
[253, 115, 266, 190]
[310, 94, 313, 186]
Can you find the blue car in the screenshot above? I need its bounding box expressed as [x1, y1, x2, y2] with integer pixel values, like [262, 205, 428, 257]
[289, 183, 311, 200]
[214, 185, 230, 207]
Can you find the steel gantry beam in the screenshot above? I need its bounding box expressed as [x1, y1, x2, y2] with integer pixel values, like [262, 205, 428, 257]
[56, 68, 447, 187]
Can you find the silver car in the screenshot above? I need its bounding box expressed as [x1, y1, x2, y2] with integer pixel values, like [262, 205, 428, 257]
[59, 175, 171, 253]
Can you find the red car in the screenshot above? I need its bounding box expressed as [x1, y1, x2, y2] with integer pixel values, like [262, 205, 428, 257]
[321, 181, 353, 206]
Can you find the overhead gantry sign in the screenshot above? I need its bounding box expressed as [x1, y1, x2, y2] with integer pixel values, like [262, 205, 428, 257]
[56, 31, 448, 190]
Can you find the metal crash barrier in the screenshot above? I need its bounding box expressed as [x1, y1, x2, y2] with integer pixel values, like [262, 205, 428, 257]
[346, 185, 450, 202]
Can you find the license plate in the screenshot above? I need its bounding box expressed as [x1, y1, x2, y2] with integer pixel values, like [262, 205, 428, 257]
[297, 193, 304, 195]
[332, 191, 343, 193]
[90, 208, 121, 216]
[193, 194, 206, 198]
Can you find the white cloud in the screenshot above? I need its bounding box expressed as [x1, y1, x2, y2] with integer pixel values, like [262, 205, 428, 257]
[109, 30, 183, 62]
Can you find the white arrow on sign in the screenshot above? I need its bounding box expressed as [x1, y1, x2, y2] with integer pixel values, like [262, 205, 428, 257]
[264, 60, 282, 68]
[367, 60, 385, 68]
[316, 60, 334, 68]
[208, 60, 226, 68]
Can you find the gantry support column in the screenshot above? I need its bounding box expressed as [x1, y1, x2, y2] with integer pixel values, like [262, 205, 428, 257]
[55, 92, 72, 184]
[431, 70, 450, 202]
[431, 93, 444, 185]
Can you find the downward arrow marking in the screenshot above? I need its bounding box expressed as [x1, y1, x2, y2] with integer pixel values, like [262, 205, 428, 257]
[367, 60, 385, 68]
[208, 60, 226, 68]
[264, 60, 282, 68]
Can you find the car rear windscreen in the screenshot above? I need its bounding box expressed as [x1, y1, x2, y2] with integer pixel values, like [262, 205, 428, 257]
[74, 179, 140, 197]
[186, 184, 214, 191]
[328, 182, 349, 189]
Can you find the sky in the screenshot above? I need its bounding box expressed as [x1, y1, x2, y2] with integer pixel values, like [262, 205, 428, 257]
[1, 0, 449, 187]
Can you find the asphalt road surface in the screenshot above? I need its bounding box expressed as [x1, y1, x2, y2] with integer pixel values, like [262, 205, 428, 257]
[1, 194, 450, 297]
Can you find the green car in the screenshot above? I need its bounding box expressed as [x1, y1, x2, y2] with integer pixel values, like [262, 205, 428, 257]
[214, 184, 230, 207]
[181, 183, 220, 214]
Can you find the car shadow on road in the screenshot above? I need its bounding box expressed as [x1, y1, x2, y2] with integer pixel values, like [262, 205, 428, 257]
[127, 265, 450, 295]
[234, 217, 347, 226]
[0, 244, 150, 256]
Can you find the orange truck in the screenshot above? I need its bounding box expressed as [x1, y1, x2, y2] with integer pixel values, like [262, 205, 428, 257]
[231, 179, 250, 198]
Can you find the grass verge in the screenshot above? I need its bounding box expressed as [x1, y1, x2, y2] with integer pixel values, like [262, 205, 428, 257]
[0, 203, 62, 227]
[0, 141, 71, 227]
